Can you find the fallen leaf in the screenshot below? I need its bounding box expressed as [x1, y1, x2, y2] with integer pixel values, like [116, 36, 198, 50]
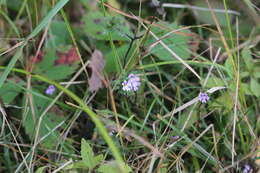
[88, 49, 105, 92]
[55, 47, 80, 65]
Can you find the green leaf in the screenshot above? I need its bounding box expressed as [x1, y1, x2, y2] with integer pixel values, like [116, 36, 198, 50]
[35, 166, 47, 173]
[6, 0, 22, 11]
[241, 82, 254, 96]
[201, 76, 225, 88]
[253, 68, 260, 78]
[81, 139, 103, 170]
[210, 92, 234, 113]
[177, 108, 198, 129]
[82, 11, 132, 41]
[224, 56, 234, 77]
[26, 0, 69, 41]
[0, 78, 24, 104]
[34, 48, 79, 80]
[97, 161, 132, 173]
[23, 93, 66, 149]
[242, 48, 254, 71]
[250, 78, 260, 97]
[0, 47, 23, 91]
[146, 22, 191, 61]
[104, 44, 132, 73]
[46, 21, 72, 48]
[192, 0, 232, 27]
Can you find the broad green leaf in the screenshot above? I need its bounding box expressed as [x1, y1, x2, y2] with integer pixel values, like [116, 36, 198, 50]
[33, 47, 79, 80]
[241, 83, 254, 96]
[82, 11, 132, 41]
[65, 160, 90, 170]
[97, 161, 132, 173]
[240, 71, 249, 78]
[146, 22, 191, 61]
[253, 68, 260, 78]
[250, 78, 260, 97]
[192, 0, 232, 27]
[81, 139, 103, 170]
[104, 44, 133, 73]
[23, 93, 66, 149]
[46, 21, 72, 48]
[224, 56, 234, 77]
[6, 0, 22, 11]
[0, 78, 24, 104]
[210, 92, 234, 113]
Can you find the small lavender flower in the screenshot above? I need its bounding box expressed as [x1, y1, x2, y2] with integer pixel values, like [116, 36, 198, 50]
[45, 85, 56, 95]
[243, 164, 252, 173]
[122, 73, 141, 92]
[198, 92, 209, 103]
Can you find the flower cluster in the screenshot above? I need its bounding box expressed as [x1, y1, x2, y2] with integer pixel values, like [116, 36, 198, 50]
[198, 92, 209, 103]
[122, 74, 141, 92]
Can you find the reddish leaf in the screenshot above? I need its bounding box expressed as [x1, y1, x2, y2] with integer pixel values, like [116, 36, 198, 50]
[55, 47, 80, 65]
[88, 50, 105, 92]
[31, 51, 43, 63]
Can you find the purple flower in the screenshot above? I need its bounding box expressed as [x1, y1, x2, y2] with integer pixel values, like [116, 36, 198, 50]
[122, 73, 141, 92]
[243, 164, 252, 173]
[198, 92, 209, 103]
[45, 85, 56, 95]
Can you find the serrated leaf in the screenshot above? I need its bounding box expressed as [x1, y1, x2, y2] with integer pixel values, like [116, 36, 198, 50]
[82, 11, 132, 40]
[33, 47, 79, 80]
[250, 78, 260, 97]
[81, 139, 103, 170]
[23, 93, 66, 149]
[146, 22, 191, 61]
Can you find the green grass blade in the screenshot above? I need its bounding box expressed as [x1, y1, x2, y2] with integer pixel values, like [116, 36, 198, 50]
[26, 0, 69, 40]
[0, 47, 23, 89]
